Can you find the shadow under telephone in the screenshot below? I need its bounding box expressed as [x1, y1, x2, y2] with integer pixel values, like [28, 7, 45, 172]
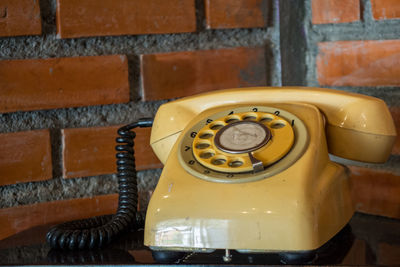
[47, 87, 397, 263]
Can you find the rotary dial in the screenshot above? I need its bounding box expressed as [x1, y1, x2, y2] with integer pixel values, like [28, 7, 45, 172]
[192, 111, 294, 173]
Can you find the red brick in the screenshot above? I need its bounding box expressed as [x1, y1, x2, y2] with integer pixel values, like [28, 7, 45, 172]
[205, 0, 268, 29]
[0, 129, 52, 186]
[62, 126, 162, 179]
[56, 0, 196, 39]
[140, 47, 267, 101]
[317, 40, 400, 87]
[0, 55, 129, 113]
[350, 166, 400, 219]
[0, 0, 41, 37]
[377, 243, 400, 265]
[0, 194, 118, 241]
[390, 107, 400, 155]
[371, 0, 400, 20]
[311, 0, 360, 24]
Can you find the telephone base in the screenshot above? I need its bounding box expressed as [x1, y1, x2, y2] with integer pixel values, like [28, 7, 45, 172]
[145, 103, 354, 252]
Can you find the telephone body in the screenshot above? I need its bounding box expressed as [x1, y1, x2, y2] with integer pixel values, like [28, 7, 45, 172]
[144, 87, 396, 253]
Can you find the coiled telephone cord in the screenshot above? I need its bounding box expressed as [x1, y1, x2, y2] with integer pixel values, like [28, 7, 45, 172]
[46, 119, 153, 250]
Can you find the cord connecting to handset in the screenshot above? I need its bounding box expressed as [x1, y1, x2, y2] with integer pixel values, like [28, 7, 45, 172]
[46, 118, 154, 250]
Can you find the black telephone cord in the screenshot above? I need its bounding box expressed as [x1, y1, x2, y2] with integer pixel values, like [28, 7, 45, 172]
[46, 118, 154, 250]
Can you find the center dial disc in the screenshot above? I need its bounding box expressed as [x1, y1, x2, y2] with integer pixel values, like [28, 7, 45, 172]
[215, 121, 271, 154]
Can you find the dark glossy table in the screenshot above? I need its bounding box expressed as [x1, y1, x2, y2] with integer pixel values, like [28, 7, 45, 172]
[1, 213, 399, 265]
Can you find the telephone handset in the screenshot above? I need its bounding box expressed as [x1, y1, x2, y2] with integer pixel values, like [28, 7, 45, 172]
[144, 87, 396, 257]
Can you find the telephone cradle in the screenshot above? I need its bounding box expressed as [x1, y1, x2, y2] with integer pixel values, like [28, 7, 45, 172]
[47, 87, 396, 264]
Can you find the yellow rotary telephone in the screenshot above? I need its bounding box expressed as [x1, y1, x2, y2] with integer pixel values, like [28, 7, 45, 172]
[144, 87, 396, 259]
[46, 86, 396, 263]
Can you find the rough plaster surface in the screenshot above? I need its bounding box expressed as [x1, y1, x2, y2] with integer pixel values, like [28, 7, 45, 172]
[0, 0, 280, 208]
[0, 169, 161, 209]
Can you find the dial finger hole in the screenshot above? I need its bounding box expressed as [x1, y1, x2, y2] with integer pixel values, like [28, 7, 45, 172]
[228, 158, 244, 167]
[200, 150, 215, 159]
[242, 113, 257, 121]
[225, 115, 240, 124]
[210, 122, 225, 130]
[195, 142, 210, 149]
[259, 115, 274, 123]
[211, 156, 227, 165]
[271, 120, 286, 129]
[199, 131, 214, 139]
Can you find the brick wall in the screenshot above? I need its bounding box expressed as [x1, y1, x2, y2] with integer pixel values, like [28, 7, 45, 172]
[0, 0, 278, 239]
[0, 0, 399, 250]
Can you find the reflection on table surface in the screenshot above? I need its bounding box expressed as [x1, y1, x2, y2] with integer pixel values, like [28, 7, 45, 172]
[0, 213, 399, 265]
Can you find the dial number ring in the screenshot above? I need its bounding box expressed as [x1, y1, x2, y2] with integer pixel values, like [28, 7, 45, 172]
[178, 106, 308, 183]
